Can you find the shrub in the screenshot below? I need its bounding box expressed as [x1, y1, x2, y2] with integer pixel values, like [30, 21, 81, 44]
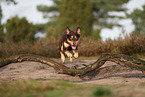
[93, 86, 112, 97]
[79, 33, 145, 56]
[117, 34, 145, 55]
[0, 33, 144, 59]
[5, 16, 36, 42]
[0, 38, 59, 58]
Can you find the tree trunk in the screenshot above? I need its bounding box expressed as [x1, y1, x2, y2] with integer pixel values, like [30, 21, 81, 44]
[0, 54, 145, 76]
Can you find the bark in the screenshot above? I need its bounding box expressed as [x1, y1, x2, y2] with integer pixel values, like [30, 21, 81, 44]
[0, 54, 145, 76]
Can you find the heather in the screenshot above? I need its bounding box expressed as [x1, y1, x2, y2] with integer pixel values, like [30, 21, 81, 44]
[0, 33, 144, 59]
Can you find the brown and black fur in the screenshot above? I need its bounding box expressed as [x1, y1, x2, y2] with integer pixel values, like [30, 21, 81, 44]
[58, 27, 80, 62]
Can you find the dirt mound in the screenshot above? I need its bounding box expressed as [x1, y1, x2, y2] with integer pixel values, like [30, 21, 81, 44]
[0, 59, 145, 84]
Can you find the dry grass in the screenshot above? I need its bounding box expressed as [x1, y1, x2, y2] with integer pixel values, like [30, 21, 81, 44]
[79, 34, 145, 56]
[0, 38, 59, 58]
[0, 33, 144, 59]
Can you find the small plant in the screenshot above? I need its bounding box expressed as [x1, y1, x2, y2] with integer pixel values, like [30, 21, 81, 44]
[93, 86, 112, 97]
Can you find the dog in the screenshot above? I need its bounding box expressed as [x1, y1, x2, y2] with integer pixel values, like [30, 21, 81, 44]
[58, 27, 80, 63]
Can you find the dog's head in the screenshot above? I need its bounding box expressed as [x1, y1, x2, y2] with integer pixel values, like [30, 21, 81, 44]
[66, 27, 80, 50]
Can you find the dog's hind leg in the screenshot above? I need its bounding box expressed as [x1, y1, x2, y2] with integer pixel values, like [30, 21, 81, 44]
[60, 52, 65, 63]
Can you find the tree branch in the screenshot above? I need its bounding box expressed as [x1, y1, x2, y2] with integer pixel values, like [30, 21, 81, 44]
[0, 54, 145, 76]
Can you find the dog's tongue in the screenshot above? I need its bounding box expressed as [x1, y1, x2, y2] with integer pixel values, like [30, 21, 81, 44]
[72, 46, 76, 50]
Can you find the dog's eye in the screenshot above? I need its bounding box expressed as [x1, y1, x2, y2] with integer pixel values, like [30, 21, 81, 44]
[75, 38, 79, 41]
[69, 38, 73, 41]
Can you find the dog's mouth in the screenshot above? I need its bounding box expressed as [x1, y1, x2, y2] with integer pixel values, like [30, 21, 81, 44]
[72, 46, 76, 50]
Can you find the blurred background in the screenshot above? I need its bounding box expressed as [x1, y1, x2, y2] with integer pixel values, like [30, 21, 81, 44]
[0, 0, 145, 58]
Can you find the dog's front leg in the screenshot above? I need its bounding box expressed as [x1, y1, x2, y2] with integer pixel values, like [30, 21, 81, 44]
[60, 52, 65, 63]
[73, 50, 78, 58]
[65, 50, 73, 62]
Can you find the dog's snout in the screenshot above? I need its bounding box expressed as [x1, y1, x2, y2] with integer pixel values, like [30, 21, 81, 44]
[72, 41, 77, 46]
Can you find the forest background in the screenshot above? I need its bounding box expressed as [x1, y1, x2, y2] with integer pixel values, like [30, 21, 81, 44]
[0, 0, 145, 59]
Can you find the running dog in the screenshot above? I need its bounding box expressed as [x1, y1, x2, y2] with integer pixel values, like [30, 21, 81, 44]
[58, 27, 80, 63]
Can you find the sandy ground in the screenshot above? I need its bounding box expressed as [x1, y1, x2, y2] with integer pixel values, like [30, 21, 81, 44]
[0, 59, 145, 84]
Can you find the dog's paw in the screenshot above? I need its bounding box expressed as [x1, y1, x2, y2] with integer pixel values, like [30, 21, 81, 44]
[65, 51, 72, 58]
[67, 53, 73, 58]
[60, 52, 65, 63]
[74, 52, 78, 58]
[70, 57, 73, 62]
[61, 56, 65, 63]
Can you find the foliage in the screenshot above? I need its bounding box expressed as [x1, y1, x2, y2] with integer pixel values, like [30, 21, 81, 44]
[1, 79, 145, 97]
[91, 29, 102, 40]
[37, 0, 129, 38]
[0, 33, 144, 59]
[46, 25, 58, 38]
[126, 5, 145, 34]
[0, 79, 54, 97]
[57, 0, 93, 37]
[79, 33, 145, 56]
[0, 5, 4, 42]
[92, 0, 129, 28]
[0, 1, 18, 42]
[5, 16, 36, 42]
[37, 0, 59, 34]
[37, 0, 60, 38]
[0, 38, 59, 58]
[0, 24, 4, 42]
[93, 86, 112, 97]
[37, 0, 59, 19]
[0, 80, 77, 97]
[4, 0, 17, 4]
[0, 79, 111, 97]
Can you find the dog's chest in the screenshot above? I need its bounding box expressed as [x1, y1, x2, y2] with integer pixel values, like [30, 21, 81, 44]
[64, 42, 70, 48]
[63, 42, 74, 50]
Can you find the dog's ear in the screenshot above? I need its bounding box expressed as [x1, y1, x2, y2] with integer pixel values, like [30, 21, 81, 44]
[76, 27, 80, 34]
[66, 27, 70, 34]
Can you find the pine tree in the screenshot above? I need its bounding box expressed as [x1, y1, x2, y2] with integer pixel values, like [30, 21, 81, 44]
[0, 5, 4, 42]
[92, 0, 129, 28]
[5, 16, 36, 42]
[57, 0, 93, 36]
[126, 5, 145, 34]
[3, 0, 17, 4]
[37, 0, 59, 26]
[37, 0, 129, 38]
[0, 0, 17, 42]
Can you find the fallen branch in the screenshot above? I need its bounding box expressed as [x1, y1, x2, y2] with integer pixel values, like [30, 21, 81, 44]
[0, 54, 145, 76]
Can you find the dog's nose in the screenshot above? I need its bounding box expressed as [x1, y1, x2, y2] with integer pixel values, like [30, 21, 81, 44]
[72, 42, 76, 46]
